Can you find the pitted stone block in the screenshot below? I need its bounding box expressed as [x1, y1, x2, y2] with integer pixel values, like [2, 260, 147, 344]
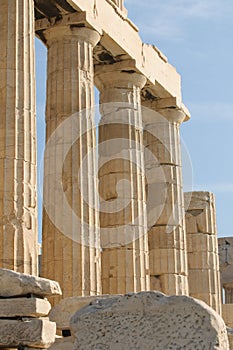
[71, 291, 229, 350]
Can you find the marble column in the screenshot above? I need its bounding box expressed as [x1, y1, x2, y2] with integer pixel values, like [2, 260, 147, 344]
[185, 191, 222, 314]
[0, 0, 38, 274]
[42, 26, 101, 303]
[142, 101, 189, 295]
[95, 64, 150, 294]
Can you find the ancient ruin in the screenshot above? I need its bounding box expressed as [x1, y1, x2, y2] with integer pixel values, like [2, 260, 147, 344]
[70, 292, 229, 350]
[0, 0, 231, 349]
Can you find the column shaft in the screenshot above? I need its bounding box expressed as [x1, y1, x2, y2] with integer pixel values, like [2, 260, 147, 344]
[0, 0, 38, 274]
[96, 66, 150, 294]
[185, 191, 222, 314]
[42, 26, 101, 303]
[142, 103, 189, 295]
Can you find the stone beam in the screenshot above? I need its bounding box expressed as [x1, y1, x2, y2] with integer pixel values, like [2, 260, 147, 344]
[35, 0, 190, 117]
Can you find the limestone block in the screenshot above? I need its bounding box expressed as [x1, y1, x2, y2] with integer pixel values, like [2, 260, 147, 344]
[0, 298, 51, 318]
[159, 273, 189, 295]
[149, 248, 186, 275]
[188, 233, 218, 254]
[70, 291, 229, 350]
[0, 318, 56, 348]
[189, 269, 215, 294]
[150, 274, 188, 295]
[98, 158, 132, 178]
[49, 295, 111, 330]
[185, 191, 215, 210]
[47, 336, 74, 350]
[222, 304, 233, 328]
[148, 225, 185, 250]
[185, 192, 217, 234]
[0, 268, 62, 297]
[187, 232, 209, 252]
[188, 251, 215, 269]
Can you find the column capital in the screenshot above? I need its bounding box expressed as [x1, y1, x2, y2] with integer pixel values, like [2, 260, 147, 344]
[142, 97, 190, 124]
[44, 26, 101, 48]
[157, 107, 186, 124]
[143, 106, 186, 125]
[95, 61, 147, 91]
[223, 283, 233, 291]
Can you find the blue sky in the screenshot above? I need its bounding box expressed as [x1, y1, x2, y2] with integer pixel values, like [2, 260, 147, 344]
[36, 0, 233, 238]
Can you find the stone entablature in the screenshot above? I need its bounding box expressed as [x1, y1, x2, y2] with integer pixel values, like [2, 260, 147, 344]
[34, 0, 190, 116]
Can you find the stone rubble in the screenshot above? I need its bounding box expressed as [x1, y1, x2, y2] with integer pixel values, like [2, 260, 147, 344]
[0, 268, 58, 349]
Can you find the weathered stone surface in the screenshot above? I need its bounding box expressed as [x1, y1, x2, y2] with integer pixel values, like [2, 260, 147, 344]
[71, 291, 229, 350]
[49, 295, 111, 330]
[0, 268, 62, 297]
[47, 336, 74, 350]
[0, 298, 51, 318]
[0, 318, 56, 348]
[222, 304, 233, 328]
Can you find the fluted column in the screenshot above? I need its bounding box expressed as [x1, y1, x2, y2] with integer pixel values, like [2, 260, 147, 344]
[185, 191, 222, 314]
[0, 0, 38, 274]
[95, 64, 150, 294]
[142, 101, 189, 295]
[42, 26, 101, 303]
